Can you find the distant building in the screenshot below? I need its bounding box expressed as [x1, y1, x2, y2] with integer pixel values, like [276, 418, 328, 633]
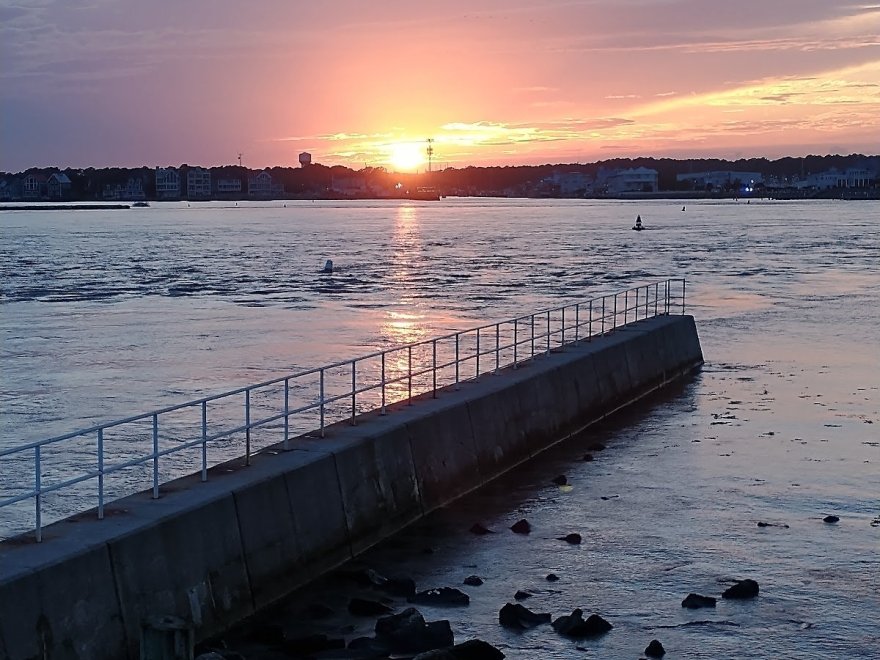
[547, 171, 593, 197]
[299, 152, 312, 167]
[186, 167, 211, 199]
[330, 175, 367, 196]
[102, 178, 145, 201]
[676, 171, 763, 191]
[155, 167, 181, 199]
[600, 167, 658, 194]
[795, 167, 876, 190]
[248, 170, 284, 198]
[46, 172, 72, 200]
[216, 177, 242, 196]
[22, 173, 48, 199]
[0, 178, 20, 201]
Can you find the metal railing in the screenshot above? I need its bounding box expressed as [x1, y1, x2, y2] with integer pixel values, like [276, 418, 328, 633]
[0, 279, 686, 541]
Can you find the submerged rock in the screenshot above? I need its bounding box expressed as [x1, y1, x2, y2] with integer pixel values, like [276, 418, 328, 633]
[823, 515, 840, 523]
[558, 533, 582, 544]
[470, 522, 494, 535]
[722, 579, 760, 599]
[551, 609, 613, 638]
[499, 603, 551, 630]
[510, 519, 531, 534]
[681, 593, 717, 609]
[582, 453, 595, 462]
[552, 475, 568, 486]
[645, 639, 666, 657]
[409, 587, 470, 607]
[546, 573, 560, 582]
[513, 590, 532, 601]
[463, 575, 484, 586]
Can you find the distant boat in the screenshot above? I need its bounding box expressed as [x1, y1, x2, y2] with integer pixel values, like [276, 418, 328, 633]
[132, 201, 150, 208]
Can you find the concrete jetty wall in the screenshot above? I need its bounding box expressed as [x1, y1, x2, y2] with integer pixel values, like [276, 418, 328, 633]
[0, 315, 702, 660]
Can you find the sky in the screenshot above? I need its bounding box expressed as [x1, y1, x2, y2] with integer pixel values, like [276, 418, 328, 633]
[1, 0, 879, 172]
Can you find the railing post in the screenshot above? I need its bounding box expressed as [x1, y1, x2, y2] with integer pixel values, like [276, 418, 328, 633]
[665, 280, 670, 314]
[152, 413, 159, 499]
[476, 328, 481, 378]
[601, 296, 606, 335]
[645, 284, 649, 317]
[34, 446, 41, 543]
[530, 314, 535, 357]
[319, 368, 325, 438]
[97, 428, 104, 519]
[407, 346, 413, 402]
[381, 352, 387, 414]
[654, 282, 659, 316]
[612, 294, 617, 330]
[682, 279, 686, 314]
[546, 310, 550, 355]
[588, 299, 593, 340]
[201, 401, 208, 480]
[284, 378, 290, 448]
[561, 307, 566, 347]
[454, 333, 460, 389]
[244, 390, 251, 466]
[495, 324, 500, 373]
[432, 339, 437, 398]
[513, 318, 518, 367]
[574, 304, 579, 344]
[624, 289, 629, 325]
[351, 361, 357, 424]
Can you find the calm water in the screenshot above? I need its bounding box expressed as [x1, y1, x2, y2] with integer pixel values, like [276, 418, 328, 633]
[2, 199, 879, 657]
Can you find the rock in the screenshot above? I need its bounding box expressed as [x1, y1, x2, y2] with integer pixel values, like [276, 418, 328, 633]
[499, 603, 551, 630]
[470, 522, 493, 535]
[582, 453, 594, 462]
[552, 475, 568, 486]
[510, 519, 531, 534]
[413, 640, 505, 659]
[552, 609, 612, 638]
[446, 639, 505, 659]
[301, 601, 334, 619]
[823, 515, 840, 523]
[349, 597, 394, 616]
[463, 575, 484, 586]
[558, 533, 582, 544]
[589, 442, 606, 451]
[513, 590, 532, 601]
[546, 573, 560, 582]
[282, 634, 345, 655]
[757, 521, 770, 527]
[376, 607, 454, 653]
[645, 639, 666, 657]
[681, 593, 717, 609]
[721, 579, 760, 599]
[409, 587, 470, 607]
[381, 576, 417, 597]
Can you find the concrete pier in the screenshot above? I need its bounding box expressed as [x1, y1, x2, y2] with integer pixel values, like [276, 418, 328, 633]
[0, 314, 702, 660]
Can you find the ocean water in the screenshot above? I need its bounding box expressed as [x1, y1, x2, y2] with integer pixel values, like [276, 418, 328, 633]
[1, 198, 879, 657]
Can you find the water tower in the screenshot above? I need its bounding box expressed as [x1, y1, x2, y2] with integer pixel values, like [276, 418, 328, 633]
[299, 152, 312, 168]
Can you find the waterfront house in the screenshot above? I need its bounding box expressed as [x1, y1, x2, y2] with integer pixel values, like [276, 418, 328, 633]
[676, 171, 763, 192]
[46, 172, 72, 200]
[599, 167, 659, 194]
[216, 177, 242, 197]
[22, 173, 48, 199]
[186, 167, 212, 199]
[248, 170, 284, 198]
[155, 167, 181, 199]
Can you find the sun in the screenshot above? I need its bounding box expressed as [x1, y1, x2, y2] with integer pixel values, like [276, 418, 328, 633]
[387, 142, 426, 172]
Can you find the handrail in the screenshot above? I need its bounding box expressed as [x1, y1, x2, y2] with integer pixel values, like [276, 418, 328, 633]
[0, 279, 686, 541]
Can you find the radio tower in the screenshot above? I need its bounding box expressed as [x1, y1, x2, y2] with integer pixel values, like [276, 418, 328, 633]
[426, 138, 434, 173]
[237, 153, 243, 167]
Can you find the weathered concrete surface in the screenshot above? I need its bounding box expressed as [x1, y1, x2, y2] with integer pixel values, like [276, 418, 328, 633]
[0, 314, 702, 660]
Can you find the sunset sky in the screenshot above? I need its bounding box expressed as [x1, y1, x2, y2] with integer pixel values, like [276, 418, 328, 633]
[1, 0, 879, 172]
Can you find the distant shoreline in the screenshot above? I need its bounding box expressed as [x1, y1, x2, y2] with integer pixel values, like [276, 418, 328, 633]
[0, 204, 131, 211]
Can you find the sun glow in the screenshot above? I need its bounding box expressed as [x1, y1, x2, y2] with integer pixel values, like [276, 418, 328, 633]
[387, 142, 426, 172]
